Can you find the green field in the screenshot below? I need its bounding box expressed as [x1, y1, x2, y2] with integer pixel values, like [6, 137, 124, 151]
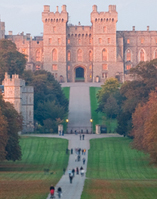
[0, 137, 69, 199]
[62, 87, 70, 132]
[90, 87, 117, 133]
[81, 137, 157, 199]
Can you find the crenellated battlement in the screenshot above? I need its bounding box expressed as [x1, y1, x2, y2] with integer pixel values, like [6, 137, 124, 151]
[91, 5, 118, 23]
[42, 5, 68, 24]
[2, 72, 25, 87]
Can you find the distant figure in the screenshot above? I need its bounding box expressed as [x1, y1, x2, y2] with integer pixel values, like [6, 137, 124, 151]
[80, 134, 81, 140]
[68, 169, 72, 176]
[66, 148, 69, 154]
[82, 149, 84, 155]
[69, 173, 73, 184]
[71, 148, 73, 154]
[63, 168, 65, 174]
[82, 134, 85, 140]
[72, 168, 75, 177]
[83, 158, 86, 165]
[76, 167, 79, 175]
[62, 130, 64, 136]
[84, 149, 86, 155]
[50, 184, 55, 198]
[57, 187, 62, 198]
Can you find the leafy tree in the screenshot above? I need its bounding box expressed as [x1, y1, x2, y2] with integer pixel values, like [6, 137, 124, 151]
[0, 93, 22, 161]
[97, 78, 120, 112]
[131, 90, 157, 163]
[103, 95, 120, 118]
[0, 107, 8, 161]
[0, 39, 26, 83]
[22, 70, 69, 133]
[116, 59, 157, 136]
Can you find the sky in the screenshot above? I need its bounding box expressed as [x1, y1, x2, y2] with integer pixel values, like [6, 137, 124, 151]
[0, 0, 157, 37]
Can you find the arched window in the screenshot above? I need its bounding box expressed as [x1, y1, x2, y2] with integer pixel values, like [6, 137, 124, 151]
[52, 49, 57, 61]
[89, 50, 93, 61]
[139, 49, 145, 62]
[68, 51, 71, 61]
[77, 49, 82, 61]
[102, 49, 107, 61]
[36, 49, 41, 61]
[126, 49, 131, 61]
[154, 49, 157, 59]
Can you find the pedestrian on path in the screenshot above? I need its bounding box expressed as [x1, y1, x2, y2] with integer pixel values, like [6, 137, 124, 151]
[82, 134, 85, 140]
[80, 134, 81, 140]
[71, 148, 73, 154]
[80, 167, 84, 176]
[69, 173, 73, 184]
[76, 167, 79, 175]
[66, 148, 69, 155]
[83, 158, 86, 165]
[84, 149, 86, 155]
[68, 169, 72, 176]
[63, 168, 65, 174]
[50, 184, 55, 198]
[82, 149, 84, 155]
[72, 168, 75, 177]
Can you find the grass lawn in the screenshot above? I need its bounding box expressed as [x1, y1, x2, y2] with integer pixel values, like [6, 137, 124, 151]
[0, 136, 69, 199]
[90, 87, 117, 133]
[81, 137, 157, 199]
[62, 87, 70, 132]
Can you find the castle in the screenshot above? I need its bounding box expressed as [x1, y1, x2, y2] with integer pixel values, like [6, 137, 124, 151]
[1, 5, 157, 83]
[2, 73, 34, 133]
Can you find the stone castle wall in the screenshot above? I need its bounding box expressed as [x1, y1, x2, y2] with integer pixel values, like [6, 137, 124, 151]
[3, 4, 157, 83]
[2, 73, 34, 133]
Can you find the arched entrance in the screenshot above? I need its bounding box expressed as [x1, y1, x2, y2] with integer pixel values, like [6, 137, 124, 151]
[75, 67, 85, 82]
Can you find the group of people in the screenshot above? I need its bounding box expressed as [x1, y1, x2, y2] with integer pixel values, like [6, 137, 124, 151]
[50, 185, 62, 198]
[68, 166, 85, 183]
[80, 134, 85, 140]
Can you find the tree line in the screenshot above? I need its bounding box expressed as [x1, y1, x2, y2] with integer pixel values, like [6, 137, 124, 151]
[97, 59, 157, 164]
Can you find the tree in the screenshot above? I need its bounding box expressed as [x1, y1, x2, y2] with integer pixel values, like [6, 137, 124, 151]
[116, 59, 157, 136]
[0, 39, 26, 83]
[0, 107, 8, 161]
[97, 78, 120, 112]
[0, 93, 22, 161]
[131, 90, 157, 163]
[22, 70, 69, 133]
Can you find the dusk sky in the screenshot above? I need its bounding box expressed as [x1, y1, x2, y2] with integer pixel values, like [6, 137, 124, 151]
[0, 0, 157, 37]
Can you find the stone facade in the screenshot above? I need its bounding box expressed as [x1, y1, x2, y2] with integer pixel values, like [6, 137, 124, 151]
[3, 5, 157, 83]
[2, 73, 34, 133]
[0, 20, 5, 39]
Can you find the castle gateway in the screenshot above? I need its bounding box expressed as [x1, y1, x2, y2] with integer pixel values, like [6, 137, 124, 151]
[2, 5, 157, 83]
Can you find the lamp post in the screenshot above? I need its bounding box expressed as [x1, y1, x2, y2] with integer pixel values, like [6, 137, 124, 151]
[90, 119, 93, 133]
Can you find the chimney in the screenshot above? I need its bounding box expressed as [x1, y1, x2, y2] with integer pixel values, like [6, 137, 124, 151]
[133, 26, 135, 31]
[62, 5, 66, 12]
[44, 5, 50, 12]
[8, 31, 12, 35]
[147, 26, 149, 31]
[92, 5, 97, 12]
[56, 6, 59, 12]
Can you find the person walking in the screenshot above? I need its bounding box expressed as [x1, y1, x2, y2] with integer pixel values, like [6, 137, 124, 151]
[76, 167, 79, 175]
[83, 158, 86, 165]
[57, 187, 62, 198]
[82, 149, 84, 155]
[50, 184, 55, 198]
[72, 168, 75, 177]
[69, 173, 73, 184]
[82, 134, 85, 140]
[63, 168, 65, 174]
[80, 134, 81, 140]
[68, 169, 72, 176]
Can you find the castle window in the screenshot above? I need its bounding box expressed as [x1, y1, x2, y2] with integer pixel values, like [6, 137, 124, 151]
[89, 65, 92, 70]
[103, 26, 107, 33]
[68, 39, 70, 44]
[45, 19, 47, 22]
[78, 39, 81, 44]
[22, 48, 26, 54]
[99, 38, 102, 44]
[141, 38, 144, 44]
[52, 64, 58, 71]
[53, 26, 56, 33]
[102, 49, 108, 61]
[58, 38, 61, 45]
[89, 50, 93, 61]
[77, 49, 82, 61]
[126, 49, 131, 61]
[36, 49, 41, 61]
[102, 64, 108, 71]
[127, 39, 130, 44]
[108, 38, 111, 44]
[68, 66, 70, 70]
[126, 64, 131, 70]
[68, 51, 71, 61]
[52, 49, 57, 61]
[112, 18, 114, 22]
[49, 38, 52, 44]
[36, 65, 40, 70]
[37, 41, 39, 44]
[139, 49, 145, 61]
[102, 73, 105, 78]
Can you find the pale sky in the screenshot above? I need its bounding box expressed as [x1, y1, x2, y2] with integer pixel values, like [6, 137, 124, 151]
[0, 0, 157, 37]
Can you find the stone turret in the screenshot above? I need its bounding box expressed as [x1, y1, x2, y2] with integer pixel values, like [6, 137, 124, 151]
[2, 73, 34, 133]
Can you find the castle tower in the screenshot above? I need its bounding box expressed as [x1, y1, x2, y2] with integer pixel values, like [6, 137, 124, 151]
[42, 5, 68, 82]
[91, 5, 120, 82]
[2, 73, 34, 133]
[0, 20, 5, 39]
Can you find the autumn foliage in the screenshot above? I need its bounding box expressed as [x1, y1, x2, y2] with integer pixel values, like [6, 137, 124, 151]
[131, 90, 157, 163]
